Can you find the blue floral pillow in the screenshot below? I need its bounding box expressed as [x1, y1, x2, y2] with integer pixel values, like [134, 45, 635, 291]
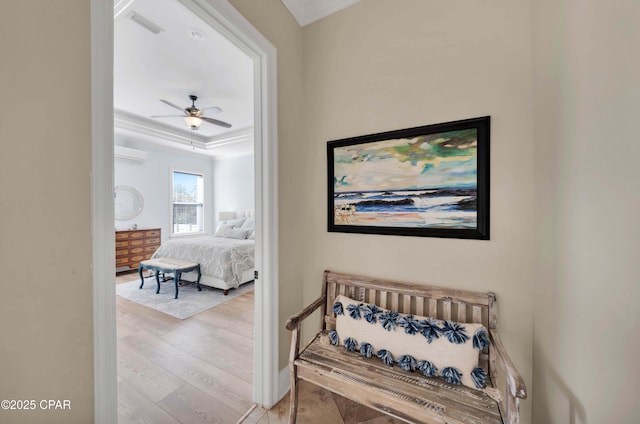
[329, 295, 490, 390]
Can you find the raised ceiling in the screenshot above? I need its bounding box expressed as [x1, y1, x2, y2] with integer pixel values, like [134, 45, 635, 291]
[114, 0, 254, 158]
[113, 0, 359, 158]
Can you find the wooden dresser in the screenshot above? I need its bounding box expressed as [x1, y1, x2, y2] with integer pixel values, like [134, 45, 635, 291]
[115, 228, 161, 272]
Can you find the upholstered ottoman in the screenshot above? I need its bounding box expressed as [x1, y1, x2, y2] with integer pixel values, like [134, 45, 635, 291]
[138, 258, 201, 299]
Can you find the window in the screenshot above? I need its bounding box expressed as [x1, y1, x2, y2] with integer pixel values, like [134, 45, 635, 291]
[171, 170, 204, 235]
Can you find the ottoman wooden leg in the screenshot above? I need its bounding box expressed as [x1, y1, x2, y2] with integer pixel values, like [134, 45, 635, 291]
[174, 271, 181, 299]
[196, 265, 202, 292]
[138, 265, 145, 289]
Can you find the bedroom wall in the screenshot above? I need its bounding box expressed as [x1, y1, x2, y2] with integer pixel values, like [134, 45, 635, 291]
[0, 1, 94, 423]
[228, 0, 305, 369]
[300, 1, 534, 422]
[114, 141, 215, 242]
[212, 153, 254, 225]
[532, 0, 640, 422]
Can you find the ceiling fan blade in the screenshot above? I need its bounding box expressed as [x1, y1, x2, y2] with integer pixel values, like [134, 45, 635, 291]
[159, 99, 187, 114]
[150, 114, 185, 118]
[201, 106, 222, 115]
[201, 116, 232, 128]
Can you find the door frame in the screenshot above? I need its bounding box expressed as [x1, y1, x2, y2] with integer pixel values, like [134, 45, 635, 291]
[91, 0, 279, 421]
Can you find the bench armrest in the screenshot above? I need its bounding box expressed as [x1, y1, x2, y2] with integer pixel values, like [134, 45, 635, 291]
[286, 295, 326, 331]
[489, 329, 527, 399]
[489, 329, 527, 424]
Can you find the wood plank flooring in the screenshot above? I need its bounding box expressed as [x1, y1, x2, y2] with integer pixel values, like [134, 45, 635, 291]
[116, 271, 255, 424]
[117, 271, 405, 424]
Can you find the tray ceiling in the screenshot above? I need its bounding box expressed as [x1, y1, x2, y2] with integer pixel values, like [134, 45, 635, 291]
[114, 0, 254, 158]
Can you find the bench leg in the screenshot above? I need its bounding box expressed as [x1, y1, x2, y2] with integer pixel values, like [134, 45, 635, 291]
[155, 270, 161, 294]
[196, 265, 202, 292]
[289, 371, 299, 424]
[174, 271, 181, 299]
[138, 266, 145, 289]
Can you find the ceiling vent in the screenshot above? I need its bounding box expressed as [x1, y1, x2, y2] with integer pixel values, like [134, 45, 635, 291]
[128, 11, 164, 35]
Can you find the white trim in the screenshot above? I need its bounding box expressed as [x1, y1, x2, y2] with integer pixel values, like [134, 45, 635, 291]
[169, 168, 207, 236]
[93, 0, 280, 420]
[279, 365, 291, 401]
[115, 108, 254, 151]
[176, 0, 281, 407]
[114, 109, 209, 149]
[92, 0, 117, 422]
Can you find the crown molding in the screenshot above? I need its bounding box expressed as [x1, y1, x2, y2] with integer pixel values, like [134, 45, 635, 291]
[281, 0, 362, 26]
[114, 109, 209, 148]
[114, 109, 253, 157]
[205, 126, 253, 149]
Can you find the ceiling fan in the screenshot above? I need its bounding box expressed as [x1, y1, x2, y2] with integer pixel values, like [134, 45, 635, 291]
[151, 95, 232, 130]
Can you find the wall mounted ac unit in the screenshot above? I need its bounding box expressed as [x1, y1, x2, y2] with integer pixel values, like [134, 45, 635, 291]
[114, 145, 148, 163]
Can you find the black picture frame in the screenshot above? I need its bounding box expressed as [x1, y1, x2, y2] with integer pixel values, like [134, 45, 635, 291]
[327, 116, 490, 240]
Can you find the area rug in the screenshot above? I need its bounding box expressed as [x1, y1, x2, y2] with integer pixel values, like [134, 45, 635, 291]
[116, 279, 254, 319]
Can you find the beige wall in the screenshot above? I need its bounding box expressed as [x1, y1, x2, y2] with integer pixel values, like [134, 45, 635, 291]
[301, 0, 534, 422]
[3, 1, 637, 422]
[0, 1, 94, 423]
[532, 0, 640, 422]
[227, 0, 305, 368]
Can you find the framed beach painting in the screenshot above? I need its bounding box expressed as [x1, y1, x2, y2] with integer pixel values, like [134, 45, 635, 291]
[327, 116, 490, 239]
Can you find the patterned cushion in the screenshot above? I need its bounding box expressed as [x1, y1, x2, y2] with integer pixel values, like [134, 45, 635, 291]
[331, 295, 490, 390]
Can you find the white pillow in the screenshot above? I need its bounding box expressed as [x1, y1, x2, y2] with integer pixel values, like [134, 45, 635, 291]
[247, 230, 255, 240]
[331, 295, 489, 390]
[224, 218, 245, 228]
[226, 228, 249, 239]
[241, 218, 255, 230]
[214, 224, 234, 237]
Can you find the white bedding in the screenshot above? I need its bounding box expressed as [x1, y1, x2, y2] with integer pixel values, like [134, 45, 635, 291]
[151, 236, 254, 289]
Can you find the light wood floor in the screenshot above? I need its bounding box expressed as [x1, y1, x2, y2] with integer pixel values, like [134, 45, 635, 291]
[116, 271, 255, 424]
[116, 271, 403, 424]
[242, 379, 404, 424]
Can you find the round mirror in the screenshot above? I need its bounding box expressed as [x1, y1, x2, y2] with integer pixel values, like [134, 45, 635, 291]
[114, 186, 144, 220]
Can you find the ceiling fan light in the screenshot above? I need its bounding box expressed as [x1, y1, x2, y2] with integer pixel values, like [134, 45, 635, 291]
[184, 116, 203, 129]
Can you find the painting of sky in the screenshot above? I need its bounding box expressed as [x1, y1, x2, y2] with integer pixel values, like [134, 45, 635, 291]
[334, 129, 477, 193]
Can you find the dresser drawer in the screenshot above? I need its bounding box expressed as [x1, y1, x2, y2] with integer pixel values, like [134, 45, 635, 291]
[145, 238, 160, 246]
[115, 229, 161, 272]
[130, 255, 145, 263]
[115, 232, 129, 241]
[144, 245, 158, 254]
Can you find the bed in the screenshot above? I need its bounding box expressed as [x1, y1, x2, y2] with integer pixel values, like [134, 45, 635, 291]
[151, 214, 255, 294]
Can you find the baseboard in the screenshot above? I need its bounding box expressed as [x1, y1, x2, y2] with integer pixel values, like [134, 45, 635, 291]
[278, 365, 291, 401]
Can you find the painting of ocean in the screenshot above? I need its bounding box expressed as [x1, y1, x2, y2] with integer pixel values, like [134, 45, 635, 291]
[334, 187, 477, 228]
[328, 117, 490, 238]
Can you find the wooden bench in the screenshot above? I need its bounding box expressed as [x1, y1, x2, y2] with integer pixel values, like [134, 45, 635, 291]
[286, 270, 527, 424]
[139, 258, 201, 299]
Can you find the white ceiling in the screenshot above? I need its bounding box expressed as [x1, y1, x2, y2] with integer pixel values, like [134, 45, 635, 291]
[281, 0, 362, 26]
[114, 0, 254, 158]
[113, 0, 359, 158]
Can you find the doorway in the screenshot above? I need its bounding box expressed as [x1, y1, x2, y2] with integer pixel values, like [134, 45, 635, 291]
[91, 0, 279, 422]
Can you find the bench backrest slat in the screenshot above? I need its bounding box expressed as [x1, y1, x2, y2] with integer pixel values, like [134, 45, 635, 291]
[323, 270, 496, 333]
